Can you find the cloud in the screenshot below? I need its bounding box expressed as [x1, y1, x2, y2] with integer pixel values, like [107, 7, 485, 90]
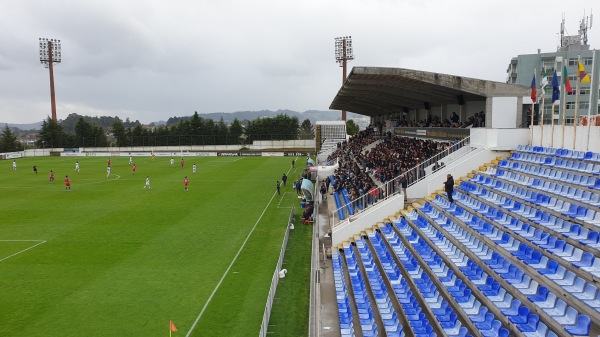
[0, 0, 597, 123]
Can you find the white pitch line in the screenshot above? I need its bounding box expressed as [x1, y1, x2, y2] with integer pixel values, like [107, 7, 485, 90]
[185, 157, 298, 337]
[0, 240, 46, 263]
[185, 190, 278, 337]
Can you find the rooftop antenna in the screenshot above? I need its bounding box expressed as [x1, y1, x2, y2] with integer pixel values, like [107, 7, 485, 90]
[560, 13, 566, 48]
[580, 10, 593, 45]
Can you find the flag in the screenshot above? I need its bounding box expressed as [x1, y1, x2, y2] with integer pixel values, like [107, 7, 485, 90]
[578, 61, 591, 83]
[551, 69, 560, 103]
[541, 66, 548, 94]
[563, 65, 573, 93]
[530, 74, 536, 102]
[170, 320, 177, 332]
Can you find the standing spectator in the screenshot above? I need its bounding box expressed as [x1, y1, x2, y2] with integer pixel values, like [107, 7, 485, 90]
[400, 175, 408, 202]
[325, 176, 331, 193]
[276, 180, 281, 195]
[451, 112, 459, 125]
[320, 183, 327, 202]
[444, 174, 455, 203]
[282, 173, 287, 186]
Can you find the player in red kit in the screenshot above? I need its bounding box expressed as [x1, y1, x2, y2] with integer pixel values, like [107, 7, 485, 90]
[49, 170, 54, 183]
[132, 163, 136, 175]
[181, 158, 185, 169]
[65, 175, 71, 191]
[184, 176, 189, 191]
[107, 158, 111, 166]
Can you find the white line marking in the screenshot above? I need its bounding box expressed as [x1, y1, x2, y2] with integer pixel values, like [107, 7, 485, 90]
[0, 240, 46, 263]
[185, 190, 278, 336]
[185, 157, 299, 336]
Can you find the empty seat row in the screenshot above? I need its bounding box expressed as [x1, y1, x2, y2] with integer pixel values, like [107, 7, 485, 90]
[426, 196, 595, 334]
[501, 159, 600, 189]
[470, 173, 600, 227]
[333, 252, 356, 337]
[353, 238, 404, 337]
[516, 145, 600, 162]
[486, 165, 600, 208]
[344, 245, 379, 336]
[457, 182, 600, 276]
[406, 208, 563, 337]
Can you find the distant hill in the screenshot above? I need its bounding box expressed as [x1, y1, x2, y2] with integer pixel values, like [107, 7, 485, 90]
[1, 122, 44, 131]
[3, 110, 366, 131]
[163, 109, 364, 127]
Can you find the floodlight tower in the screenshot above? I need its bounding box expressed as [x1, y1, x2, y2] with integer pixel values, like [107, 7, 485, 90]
[39, 38, 62, 123]
[335, 36, 354, 121]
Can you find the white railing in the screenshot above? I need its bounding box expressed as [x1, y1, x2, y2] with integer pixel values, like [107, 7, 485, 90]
[329, 135, 478, 226]
[259, 206, 295, 337]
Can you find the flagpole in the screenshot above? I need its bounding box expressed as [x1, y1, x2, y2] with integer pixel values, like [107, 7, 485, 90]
[551, 103, 556, 147]
[587, 50, 596, 150]
[573, 55, 581, 149]
[530, 68, 536, 146]
[540, 67, 546, 146]
[551, 61, 558, 148]
[561, 65, 567, 148]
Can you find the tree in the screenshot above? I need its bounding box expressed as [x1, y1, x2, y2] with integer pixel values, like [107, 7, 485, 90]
[75, 117, 95, 147]
[37, 117, 64, 148]
[0, 125, 22, 152]
[228, 118, 244, 145]
[299, 119, 315, 139]
[112, 118, 127, 147]
[346, 119, 359, 136]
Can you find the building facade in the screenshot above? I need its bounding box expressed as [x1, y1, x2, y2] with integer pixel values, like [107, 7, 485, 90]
[506, 17, 599, 125]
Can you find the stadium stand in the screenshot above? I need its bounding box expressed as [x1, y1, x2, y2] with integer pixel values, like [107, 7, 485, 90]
[330, 144, 600, 337]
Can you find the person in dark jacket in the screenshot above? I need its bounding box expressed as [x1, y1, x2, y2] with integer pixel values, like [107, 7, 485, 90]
[400, 175, 408, 202]
[444, 174, 455, 203]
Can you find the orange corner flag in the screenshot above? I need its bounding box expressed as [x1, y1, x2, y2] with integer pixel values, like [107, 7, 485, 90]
[170, 320, 177, 333]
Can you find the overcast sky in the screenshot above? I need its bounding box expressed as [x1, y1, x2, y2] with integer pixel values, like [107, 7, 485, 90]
[1, 0, 598, 124]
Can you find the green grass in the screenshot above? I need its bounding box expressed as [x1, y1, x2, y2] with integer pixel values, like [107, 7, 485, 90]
[0, 155, 305, 337]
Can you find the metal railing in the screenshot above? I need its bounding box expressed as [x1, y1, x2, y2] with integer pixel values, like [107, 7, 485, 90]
[329, 135, 477, 226]
[259, 205, 295, 337]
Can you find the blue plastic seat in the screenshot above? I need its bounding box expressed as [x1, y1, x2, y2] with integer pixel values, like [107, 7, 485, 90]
[563, 314, 590, 336]
[515, 314, 539, 333]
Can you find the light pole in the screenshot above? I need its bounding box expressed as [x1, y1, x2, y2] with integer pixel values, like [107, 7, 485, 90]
[39, 38, 62, 123]
[335, 36, 354, 121]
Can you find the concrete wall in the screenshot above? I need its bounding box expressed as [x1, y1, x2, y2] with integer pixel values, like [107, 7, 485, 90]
[531, 125, 600, 153]
[407, 147, 505, 199]
[18, 139, 316, 157]
[331, 194, 403, 247]
[469, 128, 529, 150]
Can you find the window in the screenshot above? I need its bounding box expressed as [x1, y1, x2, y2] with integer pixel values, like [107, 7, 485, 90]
[566, 102, 576, 109]
[568, 58, 578, 66]
[583, 57, 593, 66]
[542, 60, 555, 72]
[579, 87, 590, 95]
[580, 101, 590, 109]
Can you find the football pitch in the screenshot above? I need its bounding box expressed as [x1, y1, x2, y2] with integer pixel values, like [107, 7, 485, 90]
[0, 155, 304, 337]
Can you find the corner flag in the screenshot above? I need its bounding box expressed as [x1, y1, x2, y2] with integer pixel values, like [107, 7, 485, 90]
[170, 320, 177, 336]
